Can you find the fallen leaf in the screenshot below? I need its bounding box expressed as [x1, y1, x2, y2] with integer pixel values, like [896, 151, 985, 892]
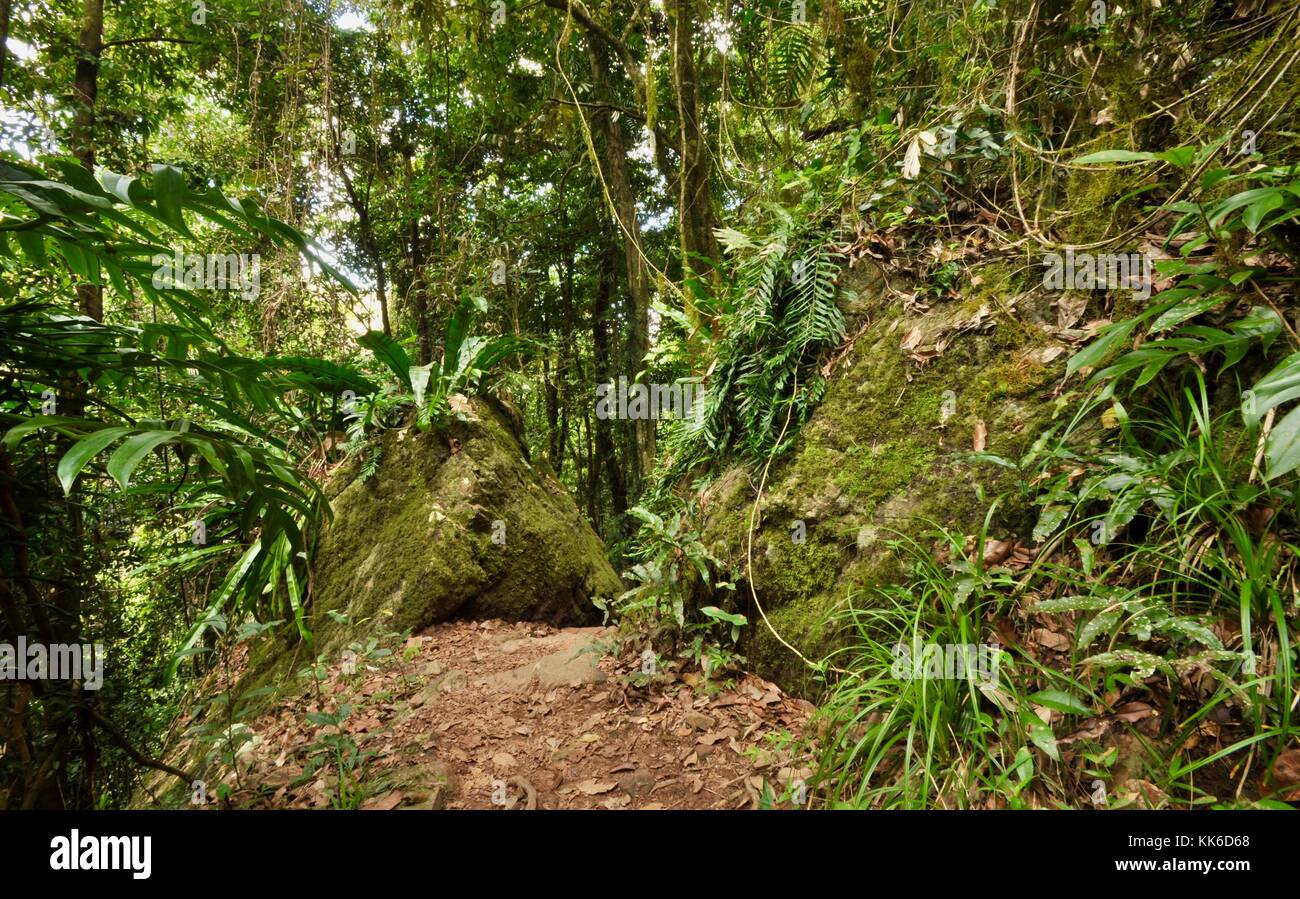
[1030, 628, 1072, 652]
[573, 779, 617, 796]
[1271, 748, 1300, 787]
[902, 136, 922, 180]
[361, 790, 403, 811]
[1113, 702, 1156, 724]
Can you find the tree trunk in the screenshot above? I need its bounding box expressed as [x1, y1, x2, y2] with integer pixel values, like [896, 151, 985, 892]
[544, 351, 562, 472]
[408, 218, 433, 365]
[593, 245, 628, 524]
[71, 0, 104, 322]
[666, 0, 719, 311]
[586, 41, 654, 483]
[337, 164, 391, 336]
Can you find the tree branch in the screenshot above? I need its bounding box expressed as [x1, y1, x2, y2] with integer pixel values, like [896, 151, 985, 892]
[102, 37, 195, 50]
[88, 706, 193, 786]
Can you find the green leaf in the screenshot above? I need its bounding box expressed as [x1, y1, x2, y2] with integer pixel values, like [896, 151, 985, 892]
[99, 171, 141, 205]
[1263, 404, 1300, 480]
[1207, 187, 1286, 231]
[1072, 149, 1157, 164]
[106, 430, 174, 489]
[1153, 146, 1196, 168]
[1242, 192, 1286, 233]
[57, 427, 129, 495]
[1023, 708, 1060, 762]
[1068, 318, 1140, 377]
[15, 230, 46, 264]
[151, 164, 193, 237]
[1244, 351, 1300, 429]
[1030, 689, 1092, 716]
[358, 330, 412, 389]
[1079, 608, 1121, 648]
[1148, 294, 1224, 333]
[700, 606, 747, 627]
[1032, 504, 1070, 542]
[409, 362, 433, 407]
[167, 541, 263, 681]
[444, 293, 487, 379]
[3, 415, 83, 450]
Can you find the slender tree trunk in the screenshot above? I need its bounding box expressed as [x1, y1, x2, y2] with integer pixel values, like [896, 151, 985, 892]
[593, 245, 628, 524]
[400, 152, 433, 363]
[375, 249, 390, 336]
[71, 0, 103, 322]
[666, 0, 719, 310]
[553, 253, 574, 478]
[544, 352, 561, 471]
[586, 41, 654, 483]
[336, 163, 391, 336]
[582, 375, 598, 524]
[60, 0, 108, 807]
[408, 219, 433, 365]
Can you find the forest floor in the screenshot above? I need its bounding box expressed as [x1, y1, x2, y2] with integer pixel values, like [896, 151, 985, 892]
[204, 619, 816, 810]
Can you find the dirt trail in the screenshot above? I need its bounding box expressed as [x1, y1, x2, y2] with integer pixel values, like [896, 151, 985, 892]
[218, 619, 815, 810]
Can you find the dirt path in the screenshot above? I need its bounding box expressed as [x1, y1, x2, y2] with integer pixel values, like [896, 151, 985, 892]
[219, 619, 815, 810]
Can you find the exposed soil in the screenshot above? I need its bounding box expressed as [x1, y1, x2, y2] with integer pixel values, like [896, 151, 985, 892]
[193, 619, 816, 810]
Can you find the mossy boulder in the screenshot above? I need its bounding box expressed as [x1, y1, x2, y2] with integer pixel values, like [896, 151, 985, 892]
[311, 395, 622, 656]
[697, 260, 1071, 695]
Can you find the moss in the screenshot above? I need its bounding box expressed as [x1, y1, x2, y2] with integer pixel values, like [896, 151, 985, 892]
[745, 590, 846, 696]
[1064, 159, 1153, 246]
[308, 398, 623, 658]
[765, 534, 844, 601]
[697, 258, 1070, 698]
[1179, 29, 1300, 166]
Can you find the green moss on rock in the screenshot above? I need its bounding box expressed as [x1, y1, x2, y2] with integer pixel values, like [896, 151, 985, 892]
[697, 260, 1066, 696]
[310, 397, 622, 657]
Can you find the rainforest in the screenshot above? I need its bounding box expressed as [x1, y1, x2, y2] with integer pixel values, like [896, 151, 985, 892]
[0, 0, 1298, 831]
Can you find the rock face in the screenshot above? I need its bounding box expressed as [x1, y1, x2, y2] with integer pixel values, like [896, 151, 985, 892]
[311, 396, 622, 654]
[696, 260, 1066, 694]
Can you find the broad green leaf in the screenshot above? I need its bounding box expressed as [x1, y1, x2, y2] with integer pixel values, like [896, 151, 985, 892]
[1153, 146, 1196, 167]
[1148, 294, 1224, 333]
[1208, 187, 1286, 231]
[15, 230, 46, 264]
[1030, 689, 1093, 716]
[106, 430, 174, 488]
[57, 426, 129, 494]
[1023, 708, 1060, 762]
[1032, 504, 1070, 542]
[700, 606, 747, 626]
[1244, 350, 1300, 429]
[358, 329, 412, 388]
[1263, 404, 1300, 480]
[1242, 192, 1286, 233]
[3, 414, 85, 450]
[410, 362, 433, 406]
[150, 164, 193, 237]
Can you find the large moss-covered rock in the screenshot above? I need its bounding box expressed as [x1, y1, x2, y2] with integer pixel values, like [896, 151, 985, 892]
[697, 259, 1069, 695]
[311, 396, 621, 655]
